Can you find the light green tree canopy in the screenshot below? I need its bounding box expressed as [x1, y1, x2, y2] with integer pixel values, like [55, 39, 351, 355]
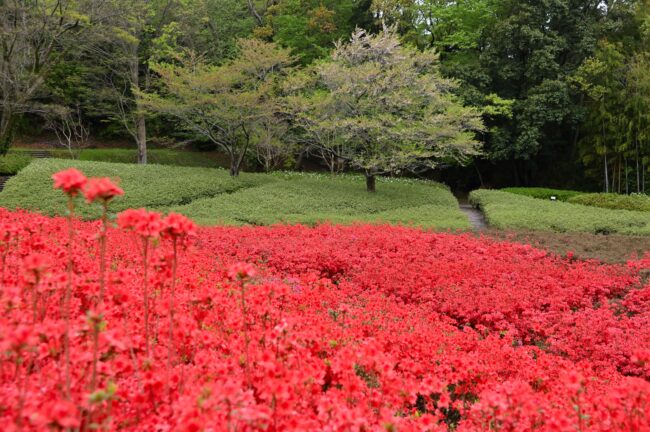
[291, 29, 483, 191]
[139, 39, 294, 176]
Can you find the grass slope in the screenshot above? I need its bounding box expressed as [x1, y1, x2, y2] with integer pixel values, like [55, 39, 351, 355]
[0, 159, 267, 219]
[0, 159, 469, 229]
[470, 189, 650, 235]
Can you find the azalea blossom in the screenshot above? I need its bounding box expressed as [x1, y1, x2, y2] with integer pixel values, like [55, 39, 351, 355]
[162, 212, 197, 240]
[52, 168, 87, 196]
[0, 207, 648, 430]
[228, 262, 257, 280]
[83, 177, 124, 203]
[117, 208, 164, 239]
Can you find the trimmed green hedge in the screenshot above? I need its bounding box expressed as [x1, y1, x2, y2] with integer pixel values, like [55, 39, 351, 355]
[0, 159, 470, 229]
[0, 159, 267, 219]
[8, 148, 229, 169]
[48, 149, 228, 168]
[567, 193, 650, 212]
[470, 189, 650, 235]
[0, 153, 32, 175]
[171, 172, 469, 229]
[502, 187, 584, 201]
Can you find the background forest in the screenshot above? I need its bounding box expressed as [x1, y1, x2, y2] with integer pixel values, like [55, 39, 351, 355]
[2, 0, 650, 192]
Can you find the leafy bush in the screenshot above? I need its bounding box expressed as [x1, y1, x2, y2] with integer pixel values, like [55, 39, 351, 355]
[170, 173, 469, 229]
[1, 208, 649, 429]
[568, 193, 650, 212]
[502, 187, 584, 201]
[0, 159, 470, 229]
[0, 159, 267, 219]
[0, 152, 32, 175]
[50, 148, 229, 168]
[470, 189, 650, 235]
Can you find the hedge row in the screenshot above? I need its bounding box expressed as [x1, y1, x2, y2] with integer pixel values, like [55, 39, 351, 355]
[471, 189, 650, 235]
[0, 159, 470, 229]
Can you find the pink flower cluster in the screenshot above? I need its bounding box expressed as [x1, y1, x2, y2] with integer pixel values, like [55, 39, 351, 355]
[0, 199, 649, 429]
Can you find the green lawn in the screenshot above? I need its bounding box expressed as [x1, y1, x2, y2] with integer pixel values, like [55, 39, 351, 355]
[471, 189, 650, 235]
[0, 159, 470, 229]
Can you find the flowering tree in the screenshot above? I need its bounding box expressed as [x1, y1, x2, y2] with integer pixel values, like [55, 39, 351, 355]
[292, 29, 484, 191]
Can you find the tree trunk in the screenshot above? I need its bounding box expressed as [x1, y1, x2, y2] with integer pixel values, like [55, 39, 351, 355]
[635, 138, 641, 193]
[130, 44, 147, 165]
[604, 150, 609, 193]
[136, 112, 147, 164]
[365, 173, 376, 193]
[230, 159, 240, 177]
[0, 108, 13, 156]
[474, 162, 485, 187]
[295, 147, 307, 171]
[641, 159, 645, 193]
[618, 157, 621, 194]
[625, 157, 629, 195]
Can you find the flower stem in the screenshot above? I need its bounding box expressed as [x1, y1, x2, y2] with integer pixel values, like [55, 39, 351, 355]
[167, 238, 178, 400]
[98, 201, 108, 304]
[143, 239, 150, 358]
[64, 196, 74, 399]
[240, 279, 251, 389]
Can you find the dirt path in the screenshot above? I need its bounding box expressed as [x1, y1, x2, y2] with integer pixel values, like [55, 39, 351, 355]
[460, 203, 487, 231]
[454, 192, 488, 231]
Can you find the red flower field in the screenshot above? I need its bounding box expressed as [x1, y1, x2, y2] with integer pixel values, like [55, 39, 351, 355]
[1, 172, 650, 430]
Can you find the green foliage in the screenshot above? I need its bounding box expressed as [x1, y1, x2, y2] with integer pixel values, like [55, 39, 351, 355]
[0, 0, 95, 152]
[0, 159, 469, 229]
[171, 0, 255, 62]
[0, 159, 267, 219]
[67, 149, 227, 168]
[0, 153, 32, 175]
[502, 187, 584, 202]
[141, 39, 295, 175]
[265, 0, 360, 64]
[568, 193, 650, 212]
[470, 189, 650, 235]
[372, 0, 494, 51]
[170, 171, 467, 228]
[290, 29, 483, 190]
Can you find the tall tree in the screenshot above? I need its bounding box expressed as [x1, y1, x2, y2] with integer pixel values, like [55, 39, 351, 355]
[572, 41, 627, 192]
[0, 0, 96, 154]
[257, 0, 372, 63]
[92, 0, 178, 164]
[140, 39, 294, 175]
[292, 29, 483, 192]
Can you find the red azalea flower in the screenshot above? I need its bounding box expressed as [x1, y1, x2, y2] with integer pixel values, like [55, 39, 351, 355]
[45, 400, 80, 429]
[22, 253, 50, 284]
[52, 168, 87, 196]
[162, 212, 197, 239]
[117, 208, 164, 239]
[83, 177, 124, 203]
[227, 262, 257, 281]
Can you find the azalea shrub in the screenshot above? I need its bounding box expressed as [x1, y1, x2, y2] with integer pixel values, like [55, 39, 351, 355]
[0, 170, 649, 430]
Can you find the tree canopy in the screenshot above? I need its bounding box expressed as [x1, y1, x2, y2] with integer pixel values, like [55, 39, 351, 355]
[2, 0, 650, 191]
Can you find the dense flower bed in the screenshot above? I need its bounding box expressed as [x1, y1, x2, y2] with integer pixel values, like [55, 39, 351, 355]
[1, 174, 650, 430]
